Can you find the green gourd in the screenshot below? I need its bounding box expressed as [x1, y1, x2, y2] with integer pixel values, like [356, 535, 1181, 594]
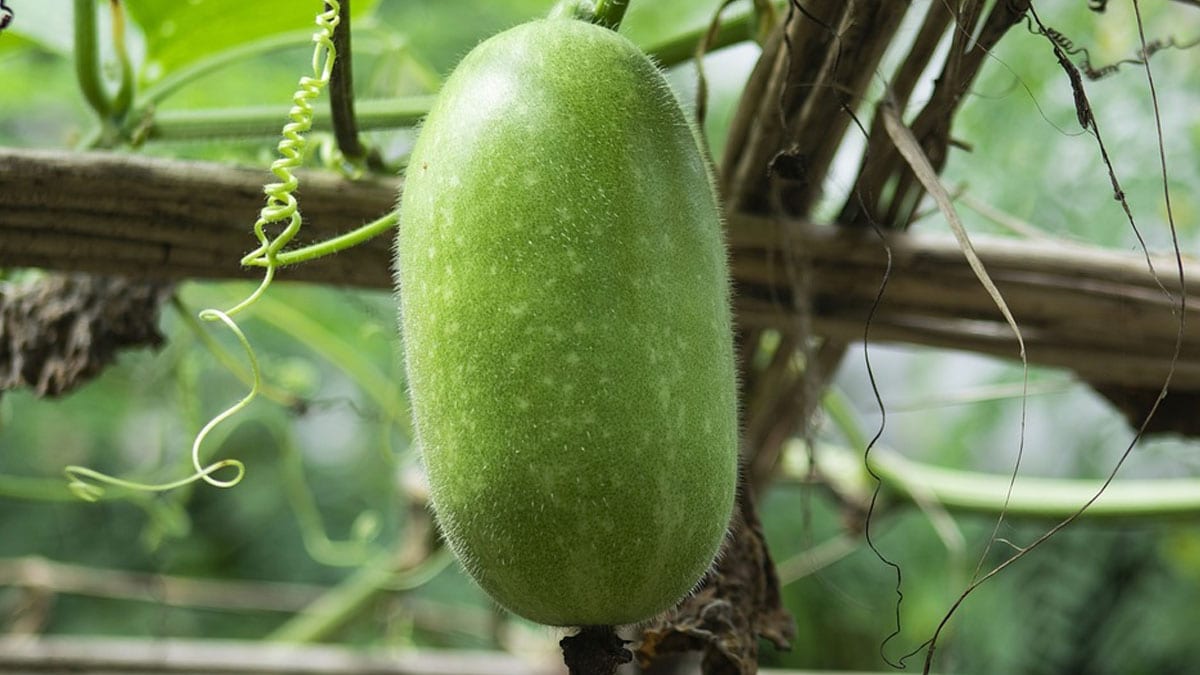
[396, 17, 738, 627]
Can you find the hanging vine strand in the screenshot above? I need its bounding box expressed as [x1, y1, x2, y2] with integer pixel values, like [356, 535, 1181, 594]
[65, 2, 342, 501]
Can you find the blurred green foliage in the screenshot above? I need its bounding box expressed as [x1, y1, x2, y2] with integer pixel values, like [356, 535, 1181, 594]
[1, 0, 1200, 672]
[125, 0, 381, 82]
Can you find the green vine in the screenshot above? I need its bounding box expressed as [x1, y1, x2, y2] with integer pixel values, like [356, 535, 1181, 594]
[73, 0, 136, 146]
[548, 0, 630, 29]
[270, 547, 453, 643]
[591, 0, 631, 30]
[109, 0, 134, 119]
[64, 308, 255, 501]
[786, 442, 1200, 520]
[139, 28, 336, 108]
[140, 98, 433, 143]
[73, 0, 112, 120]
[236, 3, 341, 302]
[66, 1, 342, 502]
[248, 210, 400, 268]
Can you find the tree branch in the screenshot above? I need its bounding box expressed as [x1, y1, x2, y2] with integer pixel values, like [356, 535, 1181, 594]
[0, 637, 560, 675]
[729, 219, 1199, 390]
[2, 147, 1196, 392]
[0, 148, 397, 287]
[0, 556, 323, 613]
[0, 637, 907, 675]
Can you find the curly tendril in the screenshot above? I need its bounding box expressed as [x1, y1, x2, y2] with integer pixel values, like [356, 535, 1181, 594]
[64, 309, 254, 501]
[66, 3, 341, 502]
[237, 1, 341, 297]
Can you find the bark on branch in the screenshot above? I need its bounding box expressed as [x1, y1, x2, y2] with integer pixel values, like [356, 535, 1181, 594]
[1, 147, 1196, 391]
[0, 148, 397, 288]
[0, 637, 563, 675]
[729, 217, 1198, 390]
[0, 637, 864, 675]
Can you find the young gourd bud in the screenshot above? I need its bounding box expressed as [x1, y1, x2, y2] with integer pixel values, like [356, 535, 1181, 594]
[396, 18, 738, 627]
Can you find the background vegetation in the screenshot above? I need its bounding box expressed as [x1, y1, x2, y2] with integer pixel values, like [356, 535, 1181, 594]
[2, 1, 1199, 672]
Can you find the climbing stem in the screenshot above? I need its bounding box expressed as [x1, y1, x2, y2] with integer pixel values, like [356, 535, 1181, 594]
[646, 6, 754, 64]
[244, 210, 399, 268]
[787, 443, 1200, 520]
[326, 0, 382, 170]
[74, 0, 113, 120]
[145, 97, 434, 140]
[270, 548, 451, 643]
[109, 0, 134, 119]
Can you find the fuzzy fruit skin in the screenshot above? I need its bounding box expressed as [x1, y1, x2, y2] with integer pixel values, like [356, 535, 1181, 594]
[396, 18, 737, 627]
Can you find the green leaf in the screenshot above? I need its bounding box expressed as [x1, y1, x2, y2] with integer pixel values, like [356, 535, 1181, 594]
[124, 0, 380, 83]
[373, 0, 551, 75]
[0, 31, 35, 57]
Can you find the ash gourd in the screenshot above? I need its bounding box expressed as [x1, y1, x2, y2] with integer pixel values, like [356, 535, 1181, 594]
[396, 16, 738, 627]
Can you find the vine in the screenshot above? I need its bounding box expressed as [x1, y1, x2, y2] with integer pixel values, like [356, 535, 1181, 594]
[64, 308, 254, 501]
[904, 3, 1190, 672]
[65, 2, 343, 502]
[1020, 12, 1200, 82]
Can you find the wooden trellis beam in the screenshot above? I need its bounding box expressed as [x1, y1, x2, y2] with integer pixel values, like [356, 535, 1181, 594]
[1, 148, 1194, 390]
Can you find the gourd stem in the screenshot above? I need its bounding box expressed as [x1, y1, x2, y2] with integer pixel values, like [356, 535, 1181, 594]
[591, 0, 630, 30]
[560, 625, 631, 675]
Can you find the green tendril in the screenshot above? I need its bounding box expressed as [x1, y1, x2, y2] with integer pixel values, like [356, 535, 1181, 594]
[64, 461, 246, 504]
[63, 308, 257, 501]
[66, 3, 342, 504]
[243, 210, 400, 268]
[240, 2, 341, 275]
[191, 309, 260, 487]
[172, 296, 302, 408]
